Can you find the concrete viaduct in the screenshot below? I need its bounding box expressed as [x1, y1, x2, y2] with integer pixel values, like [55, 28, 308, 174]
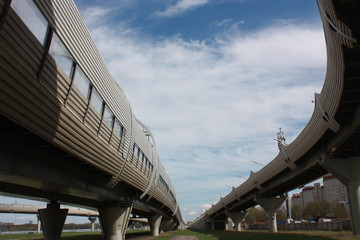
[0, 203, 99, 233]
[189, 0, 360, 235]
[0, 0, 183, 239]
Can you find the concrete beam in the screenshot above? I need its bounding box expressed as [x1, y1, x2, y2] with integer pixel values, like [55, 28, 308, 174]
[38, 201, 68, 240]
[98, 204, 132, 240]
[320, 155, 360, 235]
[148, 213, 162, 237]
[255, 195, 286, 232]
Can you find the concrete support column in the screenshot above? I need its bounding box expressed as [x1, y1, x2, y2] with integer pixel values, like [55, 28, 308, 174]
[255, 195, 286, 232]
[168, 222, 178, 231]
[88, 217, 97, 232]
[38, 201, 68, 240]
[148, 213, 162, 237]
[225, 210, 248, 231]
[36, 215, 41, 234]
[320, 156, 360, 235]
[285, 192, 292, 223]
[160, 218, 173, 232]
[225, 218, 233, 230]
[98, 205, 133, 240]
[211, 222, 215, 231]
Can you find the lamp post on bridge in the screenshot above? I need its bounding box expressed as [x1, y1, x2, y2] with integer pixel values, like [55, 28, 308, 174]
[236, 175, 246, 180]
[251, 160, 264, 167]
[275, 127, 292, 223]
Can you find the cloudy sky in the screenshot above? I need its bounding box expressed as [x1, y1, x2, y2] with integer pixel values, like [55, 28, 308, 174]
[1, 0, 327, 224]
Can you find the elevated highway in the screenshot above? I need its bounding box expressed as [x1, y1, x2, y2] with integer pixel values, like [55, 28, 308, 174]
[189, 0, 360, 234]
[0, 204, 99, 216]
[0, 203, 100, 233]
[0, 0, 182, 239]
[0, 203, 149, 233]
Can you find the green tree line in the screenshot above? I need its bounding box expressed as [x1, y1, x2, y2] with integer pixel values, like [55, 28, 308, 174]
[0, 222, 100, 232]
[244, 200, 349, 224]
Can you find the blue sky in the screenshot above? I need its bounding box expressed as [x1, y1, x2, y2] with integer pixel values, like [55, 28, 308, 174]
[0, 0, 327, 224]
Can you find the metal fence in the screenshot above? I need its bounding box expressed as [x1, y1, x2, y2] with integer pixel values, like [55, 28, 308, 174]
[248, 220, 352, 231]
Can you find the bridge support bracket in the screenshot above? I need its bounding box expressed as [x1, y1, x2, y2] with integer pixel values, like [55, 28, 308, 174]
[225, 210, 248, 231]
[314, 93, 341, 132]
[98, 204, 133, 240]
[38, 201, 68, 240]
[148, 213, 162, 236]
[255, 194, 286, 232]
[320, 155, 360, 235]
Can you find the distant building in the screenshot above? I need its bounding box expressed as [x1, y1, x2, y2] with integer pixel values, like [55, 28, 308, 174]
[322, 175, 348, 203]
[292, 193, 301, 206]
[301, 183, 323, 207]
[291, 175, 347, 208]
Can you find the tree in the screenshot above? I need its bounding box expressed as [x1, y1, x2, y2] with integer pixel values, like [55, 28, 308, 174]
[244, 207, 267, 224]
[318, 200, 331, 217]
[291, 203, 302, 220]
[303, 201, 331, 220]
[276, 207, 287, 222]
[303, 201, 318, 220]
[330, 201, 349, 218]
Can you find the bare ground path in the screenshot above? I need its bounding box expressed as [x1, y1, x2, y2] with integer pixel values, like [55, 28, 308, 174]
[170, 236, 199, 240]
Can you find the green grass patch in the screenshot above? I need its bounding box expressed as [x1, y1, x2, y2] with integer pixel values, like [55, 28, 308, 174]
[0, 231, 102, 240]
[1, 230, 360, 240]
[0, 230, 152, 240]
[0, 233, 43, 240]
[155, 230, 360, 240]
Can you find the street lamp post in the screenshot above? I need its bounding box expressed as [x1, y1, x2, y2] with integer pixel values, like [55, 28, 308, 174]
[236, 175, 246, 180]
[275, 127, 292, 223]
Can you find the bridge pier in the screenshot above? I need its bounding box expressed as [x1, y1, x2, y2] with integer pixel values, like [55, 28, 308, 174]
[98, 204, 133, 240]
[225, 210, 248, 231]
[160, 218, 173, 232]
[38, 201, 68, 240]
[211, 222, 215, 230]
[148, 213, 162, 236]
[36, 215, 41, 234]
[168, 221, 178, 231]
[321, 156, 360, 235]
[255, 195, 286, 232]
[225, 218, 233, 230]
[88, 217, 97, 232]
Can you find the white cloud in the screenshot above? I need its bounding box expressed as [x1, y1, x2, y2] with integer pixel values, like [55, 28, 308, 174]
[155, 0, 209, 17]
[189, 211, 198, 216]
[203, 203, 212, 209]
[79, 6, 111, 27]
[80, 11, 326, 222]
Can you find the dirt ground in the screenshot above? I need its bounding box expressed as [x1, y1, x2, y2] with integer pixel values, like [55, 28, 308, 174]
[169, 236, 199, 240]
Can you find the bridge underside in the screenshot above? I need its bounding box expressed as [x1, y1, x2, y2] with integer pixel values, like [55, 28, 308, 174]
[0, 114, 175, 233]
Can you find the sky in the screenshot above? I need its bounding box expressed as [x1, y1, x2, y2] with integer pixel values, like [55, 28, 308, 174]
[0, 0, 327, 224]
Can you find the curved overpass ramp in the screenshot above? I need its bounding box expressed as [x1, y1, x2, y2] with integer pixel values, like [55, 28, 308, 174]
[0, 0, 182, 239]
[189, 0, 360, 234]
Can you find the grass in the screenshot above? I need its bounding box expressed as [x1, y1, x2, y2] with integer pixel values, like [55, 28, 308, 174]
[0, 230, 152, 240]
[155, 229, 360, 240]
[0, 230, 360, 240]
[0, 231, 102, 240]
